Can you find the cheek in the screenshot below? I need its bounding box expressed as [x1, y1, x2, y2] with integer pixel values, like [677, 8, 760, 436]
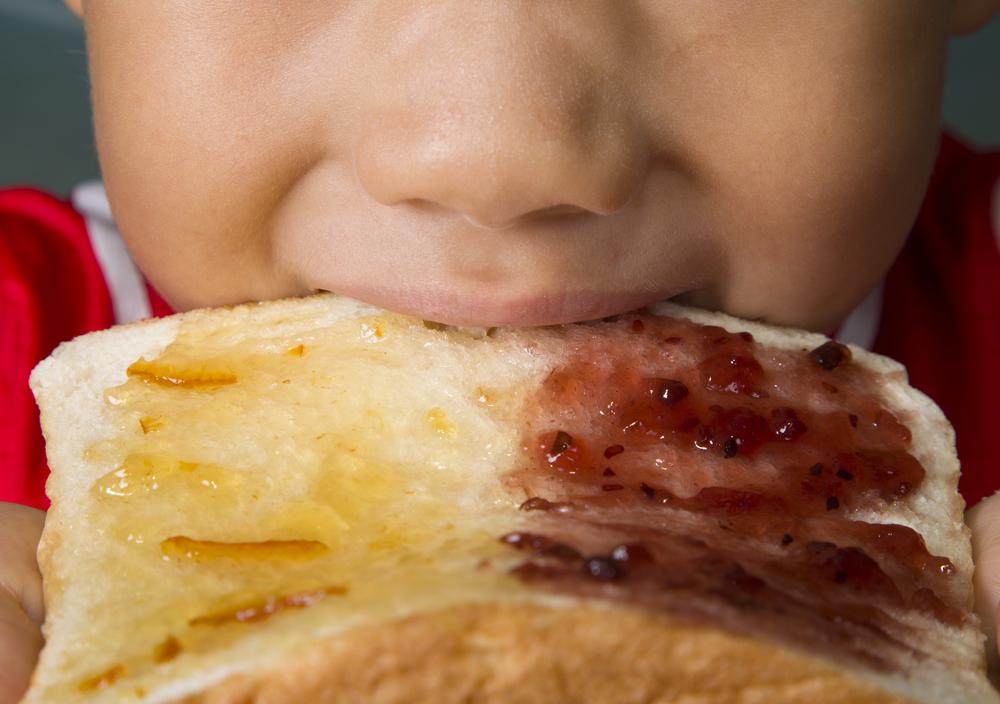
[85, 3, 331, 309]
[671, 6, 947, 331]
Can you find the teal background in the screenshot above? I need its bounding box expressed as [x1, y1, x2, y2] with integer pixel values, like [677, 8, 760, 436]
[1, 1, 999, 195]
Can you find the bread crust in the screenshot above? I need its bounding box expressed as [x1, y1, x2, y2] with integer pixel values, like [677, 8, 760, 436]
[176, 602, 911, 704]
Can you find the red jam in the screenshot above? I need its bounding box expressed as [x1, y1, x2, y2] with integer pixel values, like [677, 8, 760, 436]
[503, 313, 961, 671]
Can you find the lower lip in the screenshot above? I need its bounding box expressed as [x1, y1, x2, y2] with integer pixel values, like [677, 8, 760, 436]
[326, 285, 692, 327]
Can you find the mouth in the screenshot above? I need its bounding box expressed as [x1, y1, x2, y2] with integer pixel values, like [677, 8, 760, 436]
[321, 284, 695, 327]
[281, 167, 714, 327]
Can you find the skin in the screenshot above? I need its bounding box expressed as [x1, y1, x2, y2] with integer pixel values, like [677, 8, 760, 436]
[3, 1, 1000, 701]
[74, 1, 947, 330]
[0, 505, 44, 702]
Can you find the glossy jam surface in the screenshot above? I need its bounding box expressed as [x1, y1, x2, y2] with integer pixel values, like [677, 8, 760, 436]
[503, 313, 959, 669]
[159, 537, 330, 562]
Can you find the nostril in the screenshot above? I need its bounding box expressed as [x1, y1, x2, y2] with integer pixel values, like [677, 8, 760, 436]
[460, 212, 521, 231]
[461, 204, 594, 231]
[353, 115, 647, 228]
[534, 204, 593, 218]
[589, 180, 639, 216]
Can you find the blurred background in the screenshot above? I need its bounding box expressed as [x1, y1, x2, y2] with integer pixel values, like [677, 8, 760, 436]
[1, 0, 999, 195]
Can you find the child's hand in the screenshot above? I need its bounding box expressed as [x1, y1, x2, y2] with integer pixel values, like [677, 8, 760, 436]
[0, 503, 44, 704]
[969, 494, 1000, 674]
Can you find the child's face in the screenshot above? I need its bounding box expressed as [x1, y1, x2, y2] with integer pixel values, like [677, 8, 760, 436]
[78, 2, 958, 330]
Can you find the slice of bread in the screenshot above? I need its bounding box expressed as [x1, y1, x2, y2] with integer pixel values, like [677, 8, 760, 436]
[24, 294, 999, 704]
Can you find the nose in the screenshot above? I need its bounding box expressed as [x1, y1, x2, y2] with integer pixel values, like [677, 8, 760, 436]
[352, 9, 647, 229]
[356, 111, 646, 229]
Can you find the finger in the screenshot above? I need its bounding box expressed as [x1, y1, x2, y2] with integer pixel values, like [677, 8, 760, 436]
[0, 503, 45, 624]
[0, 588, 44, 704]
[967, 492, 1000, 673]
[0, 503, 46, 704]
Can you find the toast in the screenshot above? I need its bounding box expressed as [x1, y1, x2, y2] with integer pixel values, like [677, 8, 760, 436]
[24, 294, 999, 703]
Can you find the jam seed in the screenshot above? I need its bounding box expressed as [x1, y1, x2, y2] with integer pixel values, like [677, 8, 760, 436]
[809, 341, 852, 371]
[781, 534, 794, 546]
[603, 444, 625, 459]
[809, 463, 823, 476]
[519, 497, 555, 512]
[723, 437, 738, 458]
[602, 484, 624, 492]
[602, 467, 616, 477]
[582, 556, 622, 581]
[836, 469, 854, 481]
[834, 570, 849, 584]
[549, 431, 573, 455]
[826, 496, 840, 511]
[640, 483, 656, 499]
[848, 413, 858, 428]
[656, 379, 689, 406]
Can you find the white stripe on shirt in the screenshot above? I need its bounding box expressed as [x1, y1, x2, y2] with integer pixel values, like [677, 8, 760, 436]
[839, 172, 998, 350]
[836, 281, 883, 352]
[71, 181, 151, 324]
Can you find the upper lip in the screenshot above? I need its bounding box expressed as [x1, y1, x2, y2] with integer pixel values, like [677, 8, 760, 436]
[289, 174, 707, 326]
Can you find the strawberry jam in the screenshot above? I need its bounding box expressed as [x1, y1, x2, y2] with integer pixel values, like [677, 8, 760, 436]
[503, 312, 962, 672]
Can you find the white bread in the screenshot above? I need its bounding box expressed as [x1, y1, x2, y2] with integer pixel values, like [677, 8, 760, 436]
[23, 293, 999, 703]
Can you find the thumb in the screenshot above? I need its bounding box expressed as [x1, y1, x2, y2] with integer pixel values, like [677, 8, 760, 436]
[967, 491, 1000, 676]
[0, 504, 45, 704]
[0, 589, 44, 704]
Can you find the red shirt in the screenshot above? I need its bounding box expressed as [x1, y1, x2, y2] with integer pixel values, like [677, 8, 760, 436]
[0, 185, 172, 509]
[2, 135, 998, 510]
[872, 137, 1000, 507]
